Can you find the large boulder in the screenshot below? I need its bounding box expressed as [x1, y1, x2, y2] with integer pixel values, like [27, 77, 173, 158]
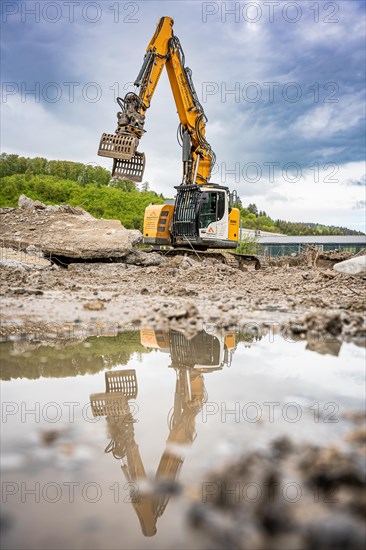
[333, 255, 366, 276]
[1, 196, 142, 259]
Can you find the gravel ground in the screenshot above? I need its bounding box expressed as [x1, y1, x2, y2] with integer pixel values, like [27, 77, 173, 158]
[1, 247, 365, 345]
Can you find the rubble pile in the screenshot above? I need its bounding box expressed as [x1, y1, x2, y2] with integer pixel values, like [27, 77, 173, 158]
[188, 419, 366, 550]
[1, 195, 142, 260]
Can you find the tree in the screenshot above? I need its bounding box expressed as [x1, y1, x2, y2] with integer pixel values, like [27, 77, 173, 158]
[234, 196, 243, 208]
[247, 203, 258, 217]
[109, 178, 137, 192]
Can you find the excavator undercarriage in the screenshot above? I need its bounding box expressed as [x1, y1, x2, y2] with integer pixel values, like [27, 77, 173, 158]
[146, 247, 261, 270]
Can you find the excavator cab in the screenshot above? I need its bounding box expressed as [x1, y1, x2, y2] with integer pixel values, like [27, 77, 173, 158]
[171, 184, 239, 249]
[143, 184, 239, 249]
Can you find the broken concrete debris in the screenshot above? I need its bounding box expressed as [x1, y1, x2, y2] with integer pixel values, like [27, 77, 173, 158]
[1, 196, 142, 261]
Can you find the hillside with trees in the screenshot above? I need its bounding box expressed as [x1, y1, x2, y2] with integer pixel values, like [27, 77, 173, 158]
[0, 153, 164, 230]
[0, 154, 363, 235]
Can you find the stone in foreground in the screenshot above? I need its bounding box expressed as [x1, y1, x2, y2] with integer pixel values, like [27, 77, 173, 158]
[333, 255, 366, 276]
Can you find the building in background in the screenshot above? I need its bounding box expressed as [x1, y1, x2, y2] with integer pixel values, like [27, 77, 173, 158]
[240, 229, 366, 257]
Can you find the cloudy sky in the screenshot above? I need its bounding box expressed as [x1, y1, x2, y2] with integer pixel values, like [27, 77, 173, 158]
[1, 0, 365, 230]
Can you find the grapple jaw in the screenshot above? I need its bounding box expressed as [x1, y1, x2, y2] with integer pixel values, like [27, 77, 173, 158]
[98, 132, 138, 160]
[97, 132, 146, 182]
[112, 153, 146, 182]
[90, 369, 138, 417]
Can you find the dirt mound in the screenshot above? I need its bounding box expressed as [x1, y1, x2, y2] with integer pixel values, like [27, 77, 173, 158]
[188, 418, 366, 550]
[0, 195, 142, 259]
[269, 245, 354, 269]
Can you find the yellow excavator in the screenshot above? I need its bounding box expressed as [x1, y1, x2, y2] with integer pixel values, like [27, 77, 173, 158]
[89, 328, 236, 536]
[98, 16, 260, 268]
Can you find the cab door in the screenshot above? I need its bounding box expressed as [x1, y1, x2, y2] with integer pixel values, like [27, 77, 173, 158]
[199, 191, 228, 240]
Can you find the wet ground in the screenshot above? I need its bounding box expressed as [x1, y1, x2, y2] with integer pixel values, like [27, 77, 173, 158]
[1, 327, 365, 549]
[1, 237, 365, 549]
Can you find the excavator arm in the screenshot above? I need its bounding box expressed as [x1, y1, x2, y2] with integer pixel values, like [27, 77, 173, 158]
[98, 16, 215, 185]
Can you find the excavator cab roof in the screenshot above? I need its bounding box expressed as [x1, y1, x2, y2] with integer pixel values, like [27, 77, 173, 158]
[173, 183, 229, 192]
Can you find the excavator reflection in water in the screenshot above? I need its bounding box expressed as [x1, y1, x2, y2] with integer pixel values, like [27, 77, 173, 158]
[89, 328, 236, 537]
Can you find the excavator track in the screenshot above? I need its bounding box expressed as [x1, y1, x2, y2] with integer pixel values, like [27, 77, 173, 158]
[147, 248, 261, 270]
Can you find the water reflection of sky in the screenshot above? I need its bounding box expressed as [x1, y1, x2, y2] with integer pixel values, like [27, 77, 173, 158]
[1, 331, 365, 549]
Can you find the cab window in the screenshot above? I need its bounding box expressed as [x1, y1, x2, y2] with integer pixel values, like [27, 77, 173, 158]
[200, 191, 225, 228]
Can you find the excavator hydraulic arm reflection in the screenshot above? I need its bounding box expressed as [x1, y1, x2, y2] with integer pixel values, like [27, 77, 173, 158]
[90, 363, 206, 537]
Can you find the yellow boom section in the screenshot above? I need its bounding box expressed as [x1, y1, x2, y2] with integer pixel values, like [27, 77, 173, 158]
[138, 16, 173, 109]
[98, 16, 215, 185]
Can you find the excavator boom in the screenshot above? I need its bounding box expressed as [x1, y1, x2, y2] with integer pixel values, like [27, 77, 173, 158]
[98, 16, 214, 185]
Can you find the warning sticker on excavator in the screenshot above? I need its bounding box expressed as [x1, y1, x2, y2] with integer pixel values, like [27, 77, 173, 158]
[207, 227, 216, 233]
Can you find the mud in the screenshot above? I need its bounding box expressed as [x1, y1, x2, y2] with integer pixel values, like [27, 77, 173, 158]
[1, 246, 365, 343]
[188, 414, 366, 550]
[1, 202, 365, 550]
[1, 198, 365, 344]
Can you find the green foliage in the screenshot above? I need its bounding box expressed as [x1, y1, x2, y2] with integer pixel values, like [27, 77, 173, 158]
[0, 173, 164, 230]
[247, 203, 258, 216]
[1, 331, 150, 380]
[0, 153, 111, 186]
[235, 233, 260, 255]
[238, 207, 280, 233]
[0, 153, 166, 230]
[109, 178, 138, 192]
[273, 219, 364, 236]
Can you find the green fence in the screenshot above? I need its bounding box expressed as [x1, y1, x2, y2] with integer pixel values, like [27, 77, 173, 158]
[260, 243, 365, 257]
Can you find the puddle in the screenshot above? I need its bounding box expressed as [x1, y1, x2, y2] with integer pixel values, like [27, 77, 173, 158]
[1, 327, 365, 549]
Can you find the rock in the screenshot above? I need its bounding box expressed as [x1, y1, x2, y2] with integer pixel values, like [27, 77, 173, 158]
[83, 300, 105, 311]
[125, 250, 162, 266]
[2, 196, 142, 259]
[306, 339, 342, 356]
[0, 247, 51, 268]
[304, 516, 365, 550]
[334, 255, 366, 276]
[18, 195, 46, 210]
[188, 432, 366, 550]
[26, 245, 44, 258]
[40, 429, 62, 446]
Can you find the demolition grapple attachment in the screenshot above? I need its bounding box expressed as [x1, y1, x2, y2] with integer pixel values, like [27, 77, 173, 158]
[112, 153, 146, 182]
[97, 132, 146, 183]
[90, 369, 138, 417]
[98, 132, 139, 161]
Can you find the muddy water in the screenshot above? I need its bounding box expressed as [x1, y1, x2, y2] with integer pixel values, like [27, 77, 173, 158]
[1, 328, 365, 550]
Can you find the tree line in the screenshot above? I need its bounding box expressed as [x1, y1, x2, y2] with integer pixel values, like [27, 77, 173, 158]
[1, 153, 362, 235]
[0, 153, 164, 230]
[236, 203, 364, 236]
